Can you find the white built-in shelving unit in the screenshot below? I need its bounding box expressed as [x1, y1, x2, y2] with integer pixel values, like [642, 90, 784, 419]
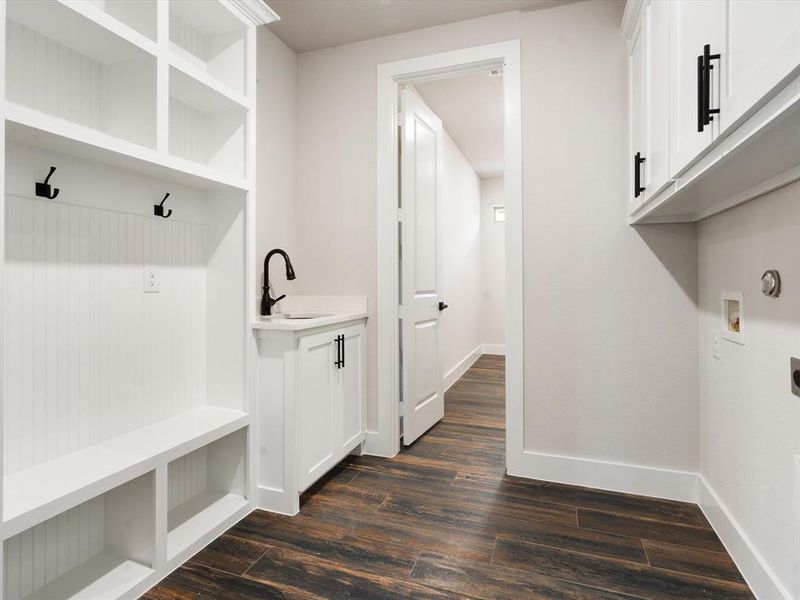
[0, 1, 278, 598]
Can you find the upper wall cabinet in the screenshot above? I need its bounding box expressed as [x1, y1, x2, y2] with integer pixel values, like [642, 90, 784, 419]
[623, 0, 800, 223]
[628, 0, 670, 210]
[721, 1, 800, 132]
[669, 0, 724, 174]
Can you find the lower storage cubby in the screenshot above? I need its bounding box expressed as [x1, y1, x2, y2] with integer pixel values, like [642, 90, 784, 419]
[3, 473, 155, 600]
[167, 428, 248, 561]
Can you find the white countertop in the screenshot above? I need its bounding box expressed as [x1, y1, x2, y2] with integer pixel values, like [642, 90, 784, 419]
[251, 311, 368, 331]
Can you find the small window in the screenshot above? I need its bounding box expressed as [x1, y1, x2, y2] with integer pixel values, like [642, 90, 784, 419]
[492, 206, 506, 222]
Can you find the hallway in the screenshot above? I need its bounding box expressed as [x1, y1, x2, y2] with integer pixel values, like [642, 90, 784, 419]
[145, 356, 752, 599]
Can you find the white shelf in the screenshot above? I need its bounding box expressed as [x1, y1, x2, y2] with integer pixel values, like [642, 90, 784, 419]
[7, 0, 154, 64]
[22, 552, 152, 600]
[3, 406, 249, 539]
[169, 53, 250, 110]
[6, 102, 250, 192]
[169, 0, 249, 96]
[167, 491, 249, 560]
[169, 67, 248, 178]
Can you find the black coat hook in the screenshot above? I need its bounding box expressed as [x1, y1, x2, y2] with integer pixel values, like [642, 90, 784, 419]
[154, 193, 172, 218]
[35, 166, 59, 199]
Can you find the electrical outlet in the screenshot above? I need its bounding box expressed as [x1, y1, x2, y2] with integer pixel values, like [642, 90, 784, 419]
[144, 264, 160, 293]
[712, 330, 721, 360]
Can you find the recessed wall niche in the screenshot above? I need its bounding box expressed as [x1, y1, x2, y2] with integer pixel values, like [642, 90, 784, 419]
[721, 292, 744, 344]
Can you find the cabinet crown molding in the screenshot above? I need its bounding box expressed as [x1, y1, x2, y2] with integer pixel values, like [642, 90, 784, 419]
[225, 0, 280, 26]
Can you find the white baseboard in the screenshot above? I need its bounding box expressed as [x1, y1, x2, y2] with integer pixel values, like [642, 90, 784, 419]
[509, 450, 698, 503]
[482, 343, 506, 355]
[256, 485, 299, 516]
[444, 345, 482, 391]
[698, 476, 791, 600]
[363, 429, 397, 457]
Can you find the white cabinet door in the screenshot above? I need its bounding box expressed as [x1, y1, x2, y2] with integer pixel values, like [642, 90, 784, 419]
[720, 0, 800, 133]
[670, 0, 725, 175]
[339, 324, 366, 453]
[297, 330, 340, 491]
[629, 6, 648, 209]
[645, 0, 671, 199]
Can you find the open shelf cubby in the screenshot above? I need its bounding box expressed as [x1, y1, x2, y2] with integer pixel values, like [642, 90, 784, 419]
[169, 0, 248, 96]
[87, 0, 158, 42]
[6, 0, 157, 149]
[167, 429, 248, 561]
[3, 473, 155, 600]
[169, 66, 247, 178]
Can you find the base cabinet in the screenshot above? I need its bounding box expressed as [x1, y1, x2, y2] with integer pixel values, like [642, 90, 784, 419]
[255, 318, 367, 515]
[297, 324, 366, 491]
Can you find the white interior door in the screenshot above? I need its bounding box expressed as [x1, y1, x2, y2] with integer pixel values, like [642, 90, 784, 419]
[399, 87, 444, 445]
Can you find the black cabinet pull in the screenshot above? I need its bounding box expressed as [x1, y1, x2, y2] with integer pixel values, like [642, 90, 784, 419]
[334, 334, 343, 369]
[697, 54, 704, 132]
[697, 44, 720, 132]
[634, 152, 646, 198]
[438, 301, 448, 311]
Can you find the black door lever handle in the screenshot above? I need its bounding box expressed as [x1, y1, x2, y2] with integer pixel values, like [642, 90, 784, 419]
[439, 302, 448, 311]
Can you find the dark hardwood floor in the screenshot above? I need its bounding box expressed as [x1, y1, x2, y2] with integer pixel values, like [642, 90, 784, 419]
[145, 355, 753, 599]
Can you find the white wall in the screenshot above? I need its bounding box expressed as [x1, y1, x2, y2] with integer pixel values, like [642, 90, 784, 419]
[293, 0, 699, 474]
[697, 183, 800, 597]
[480, 177, 505, 349]
[256, 28, 297, 298]
[440, 131, 483, 379]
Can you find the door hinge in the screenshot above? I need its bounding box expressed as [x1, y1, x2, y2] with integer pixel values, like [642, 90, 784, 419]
[399, 401, 406, 416]
[397, 208, 404, 222]
[397, 112, 403, 125]
[397, 305, 405, 319]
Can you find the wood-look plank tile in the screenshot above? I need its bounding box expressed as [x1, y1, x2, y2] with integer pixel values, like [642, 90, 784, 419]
[142, 561, 313, 600]
[495, 521, 648, 564]
[578, 508, 725, 552]
[228, 509, 350, 550]
[231, 508, 418, 580]
[147, 357, 754, 600]
[643, 539, 747, 584]
[493, 538, 755, 600]
[378, 490, 578, 536]
[454, 471, 711, 528]
[188, 533, 271, 576]
[348, 508, 497, 563]
[246, 546, 465, 599]
[411, 551, 640, 600]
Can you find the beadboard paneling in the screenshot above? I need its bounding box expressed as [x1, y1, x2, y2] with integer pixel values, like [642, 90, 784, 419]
[169, 98, 207, 165]
[168, 447, 207, 511]
[5, 20, 157, 147]
[4, 194, 207, 476]
[170, 13, 206, 64]
[6, 21, 103, 132]
[4, 498, 104, 600]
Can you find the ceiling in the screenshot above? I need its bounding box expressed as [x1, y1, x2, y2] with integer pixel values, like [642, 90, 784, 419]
[414, 70, 504, 179]
[265, 0, 577, 53]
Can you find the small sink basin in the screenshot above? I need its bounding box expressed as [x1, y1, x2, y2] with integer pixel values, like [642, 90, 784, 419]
[263, 313, 333, 320]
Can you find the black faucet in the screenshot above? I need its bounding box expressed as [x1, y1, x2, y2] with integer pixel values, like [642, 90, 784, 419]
[261, 249, 296, 316]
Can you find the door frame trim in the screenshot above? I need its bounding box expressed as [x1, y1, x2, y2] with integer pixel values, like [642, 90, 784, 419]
[372, 40, 524, 474]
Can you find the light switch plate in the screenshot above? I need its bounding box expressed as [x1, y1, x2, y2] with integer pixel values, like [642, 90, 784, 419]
[144, 264, 160, 293]
[712, 330, 721, 360]
[792, 357, 800, 397]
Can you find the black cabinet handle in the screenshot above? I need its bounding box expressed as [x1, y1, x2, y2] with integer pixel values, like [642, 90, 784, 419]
[438, 301, 448, 311]
[697, 54, 704, 132]
[697, 44, 720, 132]
[341, 334, 345, 368]
[334, 334, 343, 369]
[634, 152, 645, 198]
